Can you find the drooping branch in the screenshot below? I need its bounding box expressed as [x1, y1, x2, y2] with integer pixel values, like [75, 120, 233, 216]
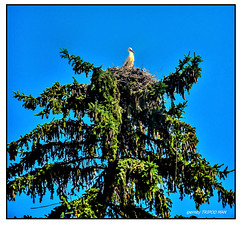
[7, 161, 105, 204]
[163, 52, 203, 102]
[13, 79, 89, 119]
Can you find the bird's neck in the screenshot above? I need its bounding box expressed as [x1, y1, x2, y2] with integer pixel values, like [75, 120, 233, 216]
[129, 51, 134, 57]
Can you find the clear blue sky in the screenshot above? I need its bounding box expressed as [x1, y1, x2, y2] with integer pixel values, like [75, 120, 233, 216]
[7, 5, 235, 218]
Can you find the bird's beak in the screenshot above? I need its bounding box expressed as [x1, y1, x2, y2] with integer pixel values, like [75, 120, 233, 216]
[130, 49, 135, 54]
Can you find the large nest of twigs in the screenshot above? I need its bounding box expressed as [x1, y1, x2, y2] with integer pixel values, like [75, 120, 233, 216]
[107, 67, 157, 93]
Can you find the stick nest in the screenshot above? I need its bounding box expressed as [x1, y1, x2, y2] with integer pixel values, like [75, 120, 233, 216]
[107, 67, 157, 93]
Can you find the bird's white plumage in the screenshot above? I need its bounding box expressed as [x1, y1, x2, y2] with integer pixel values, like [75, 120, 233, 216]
[122, 47, 135, 68]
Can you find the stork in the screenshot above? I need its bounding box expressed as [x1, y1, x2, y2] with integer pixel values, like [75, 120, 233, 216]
[122, 47, 135, 68]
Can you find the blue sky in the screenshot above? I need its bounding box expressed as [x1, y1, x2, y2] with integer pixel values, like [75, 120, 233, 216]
[7, 5, 235, 218]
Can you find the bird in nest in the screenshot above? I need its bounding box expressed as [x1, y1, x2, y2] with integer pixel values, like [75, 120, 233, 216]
[122, 47, 135, 69]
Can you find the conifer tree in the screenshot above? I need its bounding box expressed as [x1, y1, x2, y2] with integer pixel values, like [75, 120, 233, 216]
[7, 48, 235, 218]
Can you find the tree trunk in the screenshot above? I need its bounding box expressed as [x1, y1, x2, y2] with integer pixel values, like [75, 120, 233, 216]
[96, 159, 117, 218]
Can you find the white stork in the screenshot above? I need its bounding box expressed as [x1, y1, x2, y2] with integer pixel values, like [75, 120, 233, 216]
[122, 47, 135, 68]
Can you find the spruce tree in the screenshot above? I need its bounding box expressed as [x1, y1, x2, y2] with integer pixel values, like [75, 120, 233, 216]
[7, 48, 235, 218]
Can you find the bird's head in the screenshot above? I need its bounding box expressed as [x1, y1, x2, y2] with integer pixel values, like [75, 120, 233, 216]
[128, 47, 135, 54]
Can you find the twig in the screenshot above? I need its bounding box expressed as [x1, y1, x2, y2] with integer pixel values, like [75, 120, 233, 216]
[31, 202, 62, 209]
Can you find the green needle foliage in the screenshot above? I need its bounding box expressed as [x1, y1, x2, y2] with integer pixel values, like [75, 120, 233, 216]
[7, 48, 234, 218]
